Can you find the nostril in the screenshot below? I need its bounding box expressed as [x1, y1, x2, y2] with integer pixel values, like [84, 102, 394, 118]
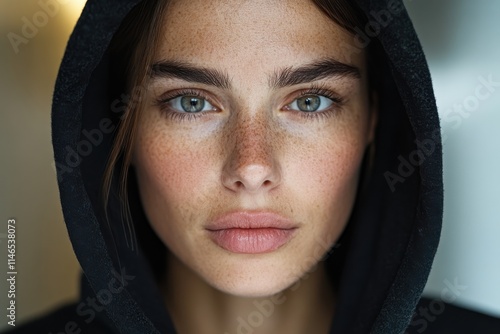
[222, 160, 282, 194]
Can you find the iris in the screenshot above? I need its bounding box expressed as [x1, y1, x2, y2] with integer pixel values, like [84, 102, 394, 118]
[181, 96, 205, 113]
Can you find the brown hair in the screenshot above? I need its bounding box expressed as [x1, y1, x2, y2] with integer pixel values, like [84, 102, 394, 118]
[102, 0, 370, 246]
[102, 0, 170, 247]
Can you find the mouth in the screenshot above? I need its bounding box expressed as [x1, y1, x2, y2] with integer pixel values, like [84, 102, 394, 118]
[205, 210, 298, 254]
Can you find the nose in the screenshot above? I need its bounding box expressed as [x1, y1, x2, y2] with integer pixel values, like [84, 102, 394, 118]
[221, 115, 282, 194]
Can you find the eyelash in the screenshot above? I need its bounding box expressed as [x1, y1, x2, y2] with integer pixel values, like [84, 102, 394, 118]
[293, 84, 344, 121]
[155, 85, 344, 122]
[156, 89, 211, 122]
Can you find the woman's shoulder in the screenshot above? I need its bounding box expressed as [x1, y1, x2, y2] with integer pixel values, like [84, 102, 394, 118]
[406, 297, 500, 333]
[2, 303, 115, 334]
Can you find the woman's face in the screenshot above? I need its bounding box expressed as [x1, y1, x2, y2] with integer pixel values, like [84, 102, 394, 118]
[133, 0, 376, 297]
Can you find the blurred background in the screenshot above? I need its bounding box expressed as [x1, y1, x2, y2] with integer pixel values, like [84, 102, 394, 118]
[405, 0, 500, 318]
[0, 0, 86, 330]
[0, 0, 499, 331]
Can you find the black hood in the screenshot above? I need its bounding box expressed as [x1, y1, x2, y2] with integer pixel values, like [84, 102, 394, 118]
[51, 0, 443, 333]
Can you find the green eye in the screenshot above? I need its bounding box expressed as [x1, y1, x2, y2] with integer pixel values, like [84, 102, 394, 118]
[289, 95, 334, 112]
[180, 96, 206, 113]
[297, 96, 320, 112]
[164, 95, 215, 114]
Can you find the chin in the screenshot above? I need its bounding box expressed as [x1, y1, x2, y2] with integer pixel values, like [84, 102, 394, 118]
[211, 276, 294, 298]
[199, 254, 303, 298]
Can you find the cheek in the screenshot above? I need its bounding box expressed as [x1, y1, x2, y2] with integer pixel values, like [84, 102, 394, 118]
[289, 90, 371, 213]
[134, 116, 216, 202]
[135, 141, 185, 206]
[288, 124, 368, 245]
[312, 140, 364, 202]
[132, 122, 218, 245]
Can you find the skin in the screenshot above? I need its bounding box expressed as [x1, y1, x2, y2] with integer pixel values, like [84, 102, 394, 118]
[132, 0, 377, 333]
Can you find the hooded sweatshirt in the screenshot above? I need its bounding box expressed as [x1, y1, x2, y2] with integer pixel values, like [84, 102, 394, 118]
[5, 0, 500, 333]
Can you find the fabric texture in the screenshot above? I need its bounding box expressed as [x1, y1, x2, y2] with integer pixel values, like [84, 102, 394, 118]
[5, 0, 499, 333]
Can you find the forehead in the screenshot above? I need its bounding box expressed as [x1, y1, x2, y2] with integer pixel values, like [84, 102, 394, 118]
[156, 0, 365, 70]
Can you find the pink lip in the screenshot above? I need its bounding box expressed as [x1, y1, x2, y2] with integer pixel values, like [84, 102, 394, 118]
[206, 211, 298, 254]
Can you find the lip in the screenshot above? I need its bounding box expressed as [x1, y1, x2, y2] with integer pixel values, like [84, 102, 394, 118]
[206, 211, 298, 254]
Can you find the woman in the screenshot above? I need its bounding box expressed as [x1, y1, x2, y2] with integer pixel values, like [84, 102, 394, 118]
[8, 0, 493, 333]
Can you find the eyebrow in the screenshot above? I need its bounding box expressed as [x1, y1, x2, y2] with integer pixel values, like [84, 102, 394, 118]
[269, 58, 361, 88]
[150, 58, 360, 89]
[150, 60, 231, 89]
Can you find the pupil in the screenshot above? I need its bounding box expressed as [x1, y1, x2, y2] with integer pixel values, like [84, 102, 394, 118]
[181, 96, 205, 113]
[298, 96, 320, 112]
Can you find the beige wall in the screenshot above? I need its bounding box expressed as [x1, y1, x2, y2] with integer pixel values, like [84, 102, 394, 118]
[0, 0, 86, 330]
